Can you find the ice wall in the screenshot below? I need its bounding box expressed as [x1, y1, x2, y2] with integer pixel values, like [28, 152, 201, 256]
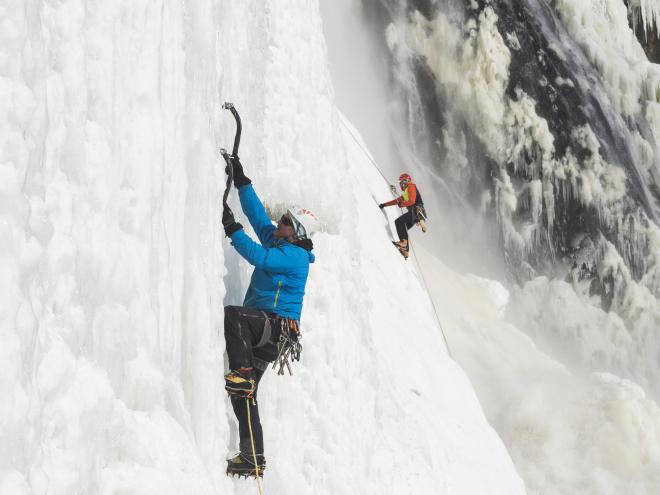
[1, 1, 525, 493]
[1, 0, 225, 493]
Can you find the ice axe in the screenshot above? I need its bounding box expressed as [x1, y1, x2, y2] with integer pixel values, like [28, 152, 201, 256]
[220, 102, 243, 208]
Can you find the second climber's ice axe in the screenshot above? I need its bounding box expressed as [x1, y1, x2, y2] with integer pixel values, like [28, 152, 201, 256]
[220, 102, 242, 207]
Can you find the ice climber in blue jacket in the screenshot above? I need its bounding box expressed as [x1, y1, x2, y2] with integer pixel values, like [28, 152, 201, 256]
[221, 156, 318, 479]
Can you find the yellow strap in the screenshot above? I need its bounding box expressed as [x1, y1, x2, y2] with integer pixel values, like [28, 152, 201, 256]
[246, 397, 264, 495]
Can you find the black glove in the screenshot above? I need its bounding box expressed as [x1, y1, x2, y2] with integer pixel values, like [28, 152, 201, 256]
[378, 203, 386, 209]
[222, 205, 243, 237]
[225, 156, 251, 188]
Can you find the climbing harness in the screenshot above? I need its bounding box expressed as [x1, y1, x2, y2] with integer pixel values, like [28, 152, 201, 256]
[272, 318, 302, 376]
[220, 102, 243, 207]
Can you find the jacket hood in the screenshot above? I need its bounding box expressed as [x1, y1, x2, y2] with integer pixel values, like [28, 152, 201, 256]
[293, 238, 315, 263]
[276, 238, 316, 263]
[292, 238, 313, 252]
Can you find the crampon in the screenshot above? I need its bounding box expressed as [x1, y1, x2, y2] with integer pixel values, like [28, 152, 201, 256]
[392, 240, 409, 259]
[226, 453, 266, 479]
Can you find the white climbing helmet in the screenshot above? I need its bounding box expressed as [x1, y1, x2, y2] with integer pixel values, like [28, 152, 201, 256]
[287, 205, 321, 239]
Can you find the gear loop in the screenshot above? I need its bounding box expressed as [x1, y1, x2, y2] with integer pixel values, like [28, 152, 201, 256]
[272, 317, 303, 375]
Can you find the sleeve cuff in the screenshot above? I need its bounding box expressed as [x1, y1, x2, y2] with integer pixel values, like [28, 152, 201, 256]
[225, 222, 243, 237]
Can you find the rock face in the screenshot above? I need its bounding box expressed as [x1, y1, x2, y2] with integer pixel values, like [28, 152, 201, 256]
[633, 23, 660, 62]
[481, 0, 659, 279]
[625, 0, 660, 62]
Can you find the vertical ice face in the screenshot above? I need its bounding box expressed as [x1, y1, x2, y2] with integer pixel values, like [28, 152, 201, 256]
[2, 1, 223, 493]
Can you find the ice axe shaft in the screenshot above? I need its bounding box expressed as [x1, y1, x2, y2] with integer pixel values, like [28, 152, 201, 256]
[220, 102, 242, 207]
[222, 102, 242, 158]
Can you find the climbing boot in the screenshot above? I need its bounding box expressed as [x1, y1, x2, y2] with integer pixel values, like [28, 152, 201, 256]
[226, 452, 266, 478]
[392, 240, 409, 259]
[392, 239, 408, 250]
[224, 368, 256, 397]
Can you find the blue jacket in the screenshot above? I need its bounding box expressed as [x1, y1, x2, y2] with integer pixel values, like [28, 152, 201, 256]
[229, 184, 315, 320]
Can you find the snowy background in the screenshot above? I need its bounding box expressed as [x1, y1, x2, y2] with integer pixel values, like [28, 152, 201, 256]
[3, 0, 660, 494]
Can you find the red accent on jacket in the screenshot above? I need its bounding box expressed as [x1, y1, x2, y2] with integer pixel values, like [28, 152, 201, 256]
[382, 183, 417, 208]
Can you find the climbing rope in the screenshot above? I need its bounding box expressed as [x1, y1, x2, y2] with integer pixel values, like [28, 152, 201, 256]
[246, 397, 264, 494]
[408, 242, 453, 357]
[339, 117, 453, 357]
[339, 116, 391, 184]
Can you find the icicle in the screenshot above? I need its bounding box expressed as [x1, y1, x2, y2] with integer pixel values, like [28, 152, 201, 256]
[629, 0, 660, 39]
[543, 178, 555, 235]
[529, 179, 543, 225]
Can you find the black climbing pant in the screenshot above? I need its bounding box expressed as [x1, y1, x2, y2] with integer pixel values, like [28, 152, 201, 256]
[230, 369, 266, 456]
[224, 305, 283, 456]
[395, 210, 416, 242]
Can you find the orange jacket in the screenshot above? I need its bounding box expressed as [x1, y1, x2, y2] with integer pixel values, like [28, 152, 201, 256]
[382, 182, 418, 208]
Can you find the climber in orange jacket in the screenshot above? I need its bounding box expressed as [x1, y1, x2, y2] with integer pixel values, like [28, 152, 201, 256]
[379, 173, 426, 259]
